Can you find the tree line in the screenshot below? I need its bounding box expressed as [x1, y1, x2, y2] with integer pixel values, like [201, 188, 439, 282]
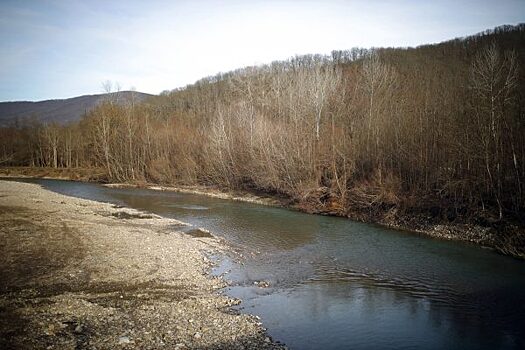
[2, 24, 524, 224]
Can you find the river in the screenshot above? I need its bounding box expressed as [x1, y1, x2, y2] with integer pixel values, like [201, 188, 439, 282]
[10, 178, 525, 349]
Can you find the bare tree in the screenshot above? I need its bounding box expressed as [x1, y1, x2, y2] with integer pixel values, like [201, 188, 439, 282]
[42, 123, 60, 168]
[471, 42, 519, 219]
[360, 50, 397, 150]
[303, 63, 342, 140]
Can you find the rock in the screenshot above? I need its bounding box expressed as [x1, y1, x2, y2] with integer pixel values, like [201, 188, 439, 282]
[254, 280, 270, 288]
[118, 336, 131, 344]
[193, 332, 202, 339]
[44, 324, 56, 336]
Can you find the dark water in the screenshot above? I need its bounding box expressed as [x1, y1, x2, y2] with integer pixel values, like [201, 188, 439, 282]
[10, 178, 525, 349]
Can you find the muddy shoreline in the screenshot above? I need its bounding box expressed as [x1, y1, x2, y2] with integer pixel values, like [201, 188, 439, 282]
[1, 167, 523, 259]
[0, 180, 284, 349]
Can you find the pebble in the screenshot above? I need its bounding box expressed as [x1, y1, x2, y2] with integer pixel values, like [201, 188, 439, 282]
[118, 336, 131, 344]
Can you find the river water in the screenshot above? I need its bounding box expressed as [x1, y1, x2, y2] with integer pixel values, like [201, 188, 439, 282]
[11, 179, 525, 349]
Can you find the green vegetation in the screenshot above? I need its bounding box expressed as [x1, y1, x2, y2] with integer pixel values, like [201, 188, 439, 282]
[1, 24, 524, 228]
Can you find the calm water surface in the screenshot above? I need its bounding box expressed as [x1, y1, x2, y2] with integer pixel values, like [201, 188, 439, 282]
[10, 178, 525, 349]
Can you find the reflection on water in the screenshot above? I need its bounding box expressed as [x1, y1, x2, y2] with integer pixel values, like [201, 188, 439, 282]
[166, 204, 209, 210]
[11, 178, 525, 350]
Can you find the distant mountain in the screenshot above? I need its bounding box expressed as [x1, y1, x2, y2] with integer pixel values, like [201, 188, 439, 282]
[0, 91, 153, 126]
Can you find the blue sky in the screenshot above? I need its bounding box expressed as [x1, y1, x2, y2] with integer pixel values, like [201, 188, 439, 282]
[1, 0, 524, 101]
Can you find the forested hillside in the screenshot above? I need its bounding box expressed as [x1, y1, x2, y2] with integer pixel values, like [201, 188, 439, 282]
[2, 24, 524, 230]
[0, 90, 152, 127]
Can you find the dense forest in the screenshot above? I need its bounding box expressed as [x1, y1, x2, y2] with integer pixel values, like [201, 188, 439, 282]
[2, 24, 525, 229]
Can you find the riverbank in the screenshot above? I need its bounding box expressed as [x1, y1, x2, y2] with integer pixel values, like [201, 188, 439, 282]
[0, 167, 284, 207]
[0, 166, 107, 182]
[0, 180, 283, 349]
[1, 167, 523, 259]
[104, 183, 284, 207]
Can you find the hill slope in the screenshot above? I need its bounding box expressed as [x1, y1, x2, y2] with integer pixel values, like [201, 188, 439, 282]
[0, 91, 153, 126]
